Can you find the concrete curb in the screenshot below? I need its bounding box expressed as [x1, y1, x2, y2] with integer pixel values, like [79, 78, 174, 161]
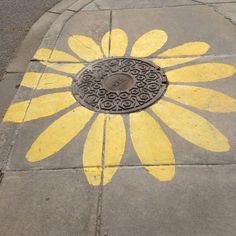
[6, 12, 58, 73]
[6, 0, 93, 74]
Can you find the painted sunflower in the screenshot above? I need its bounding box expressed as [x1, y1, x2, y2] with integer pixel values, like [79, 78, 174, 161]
[4, 29, 236, 186]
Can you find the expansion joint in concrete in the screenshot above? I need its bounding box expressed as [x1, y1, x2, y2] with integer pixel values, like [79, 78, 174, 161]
[0, 171, 4, 185]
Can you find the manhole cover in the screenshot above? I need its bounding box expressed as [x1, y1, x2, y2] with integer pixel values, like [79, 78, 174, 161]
[72, 57, 168, 114]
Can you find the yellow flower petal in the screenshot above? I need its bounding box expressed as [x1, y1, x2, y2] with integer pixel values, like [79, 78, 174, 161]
[166, 63, 236, 83]
[41, 62, 84, 74]
[21, 72, 72, 89]
[84, 167, 102, 186]
[153, 57, 198, 68]
[38, 74, 72, 89]
[83, 114, 105, 186]
[3, 92, 76, 123]
[165, 85, 236, 112]
[50, 50, 79, 62]
[3, 100, 30, 123]
[130, 111, 175, 181]
[68, 35, 103, 62]
[102, 29, 128, 57]
[34, 48, 79, 62]
[104, 115, 126, 185]
[151, 100, 230, 152]
[158, 42, 210, 57]
[145, 166, 176, 182]
[34, 48, 51, 61]
[83, 114, 126, 186]
[105, 115, 126, 166]
[131, 30, 168, 57]
[20, 72, 42, 89]
[26, 107, 94, 162]
[83, 167, 121, 186]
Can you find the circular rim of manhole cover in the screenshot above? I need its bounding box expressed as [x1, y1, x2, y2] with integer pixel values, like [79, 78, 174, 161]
[72, 57, 168, 114]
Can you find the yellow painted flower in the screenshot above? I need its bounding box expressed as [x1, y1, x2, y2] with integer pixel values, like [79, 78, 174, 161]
[3, 29, 236, 186]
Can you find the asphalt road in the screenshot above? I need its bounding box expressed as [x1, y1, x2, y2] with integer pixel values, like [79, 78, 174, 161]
[0, 0, 61, 80]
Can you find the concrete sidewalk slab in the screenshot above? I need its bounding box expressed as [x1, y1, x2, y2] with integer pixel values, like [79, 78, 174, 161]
[0, 169, 98, 236]
[111, 6, 236, 57]
[101, 165, 236, 236]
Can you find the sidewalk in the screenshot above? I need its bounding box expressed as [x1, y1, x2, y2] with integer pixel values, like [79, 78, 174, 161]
[0, 0, 236, 235]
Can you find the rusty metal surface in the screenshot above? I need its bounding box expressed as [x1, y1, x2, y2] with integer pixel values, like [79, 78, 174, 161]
[72, 57, 168, 114]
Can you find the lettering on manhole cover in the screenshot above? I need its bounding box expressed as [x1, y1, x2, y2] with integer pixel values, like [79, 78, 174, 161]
[72, 57, 168, 114]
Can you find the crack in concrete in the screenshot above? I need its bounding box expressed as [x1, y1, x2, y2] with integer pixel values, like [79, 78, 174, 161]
[0, 171, 4, 185]
[192, 0, 236, 26]
[5, 162, 236, 174]
[29, 53, 236, 66]
[69, 33, 102, 57]
[93, 1, 101, 10]
[211, 5, 236, 26]
[47, 10, 61, 15]
[108, 10, 112, 57]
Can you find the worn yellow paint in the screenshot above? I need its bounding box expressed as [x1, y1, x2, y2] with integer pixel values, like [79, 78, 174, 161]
[131, 30, 167, 57]
[109, 28, 128, 57]
[83, 114, 105, 185]
[104, 115, 126, 165]
[34, 48, 51, 61]
[166, 63, 236, 83]
[4, 92, 76, 123]
[165, 85, 236, 112]
[68, 35, 103, 62]
[22, 72, 72, 89]
[38, 74, 72, 89]
[26, 107, 94, 162]
[158, 42, 210, 57]
[34, 48, 79, 62]
[3, 100, 30, 123]
[84, 167, 118, 186]
[50, 50, 79, 62]
[101, 31, 109, 57]
[153, 57, 198, 68]
[130, 111, 175, 181]
[41, 62, 84, 74]
[102, 29, 128, 57]
[83, 114, 126, 186]
[21, 72, 42, 89]
[146, 166, 175, 182]
[84, 167, 102, 186]
[102, 115, 126, 185]
[151, 100, 230, 152]
[110, 29, 128, 57]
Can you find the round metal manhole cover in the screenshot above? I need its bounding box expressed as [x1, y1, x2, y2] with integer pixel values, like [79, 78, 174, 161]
[72, 57, 168, 114]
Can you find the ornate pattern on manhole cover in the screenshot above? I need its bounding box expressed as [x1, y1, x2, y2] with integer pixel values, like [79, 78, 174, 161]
[72, 57, 168, 114]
